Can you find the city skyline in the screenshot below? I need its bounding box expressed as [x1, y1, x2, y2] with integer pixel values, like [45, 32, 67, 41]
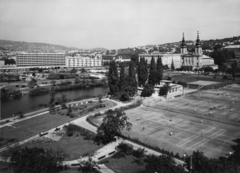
[0, 0, 240, 49]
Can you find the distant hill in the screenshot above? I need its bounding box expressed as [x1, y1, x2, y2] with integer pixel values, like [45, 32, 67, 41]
[0, 40, 80, 53]
[87, 48, 108, 51]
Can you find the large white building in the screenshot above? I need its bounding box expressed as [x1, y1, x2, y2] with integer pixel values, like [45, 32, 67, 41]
[139, 53, 182, 69]
[180, 32, 217, 70]
[65, 54, 102, 68]
[16, 53, 65, 67]
[139, 32, 217, 70]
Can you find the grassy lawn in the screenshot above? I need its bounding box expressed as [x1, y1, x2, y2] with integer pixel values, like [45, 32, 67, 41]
[0, 100, 116, 147]
[0, 113, 72, 142]
[22, 134, 102, 160]
[102, 155, 145, 173]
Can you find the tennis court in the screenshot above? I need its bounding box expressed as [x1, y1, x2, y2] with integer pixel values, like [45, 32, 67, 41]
[124, 84, 240, 158]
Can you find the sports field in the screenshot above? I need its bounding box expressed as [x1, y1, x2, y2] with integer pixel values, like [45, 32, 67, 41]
[124, 84, 240, 158]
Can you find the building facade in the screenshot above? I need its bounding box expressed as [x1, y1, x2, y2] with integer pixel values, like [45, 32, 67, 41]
[16, 53, 65, 67]
[181, 32, 217, 70]
[139, 53, 182, 69]
[65, 54, 102, 67]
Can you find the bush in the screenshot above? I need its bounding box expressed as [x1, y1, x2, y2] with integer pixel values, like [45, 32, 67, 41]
[29, 87, 49, 96]
[116, 142, 133, 156]
[88, 107, 95, 112]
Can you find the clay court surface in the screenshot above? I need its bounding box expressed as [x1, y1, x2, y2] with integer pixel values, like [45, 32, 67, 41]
[124, 84, 240, 158]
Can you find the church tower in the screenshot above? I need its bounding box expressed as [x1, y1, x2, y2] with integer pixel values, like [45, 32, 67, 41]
[180, 33, 187, 54]
[195, 31, 202, 55]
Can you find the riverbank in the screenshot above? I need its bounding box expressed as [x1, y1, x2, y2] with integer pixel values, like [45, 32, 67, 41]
[0, 99, 117, 148]
[1, 86, 109, 119]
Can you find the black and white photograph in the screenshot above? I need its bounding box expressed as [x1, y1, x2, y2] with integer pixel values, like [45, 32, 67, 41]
[0, 0, 240, 172]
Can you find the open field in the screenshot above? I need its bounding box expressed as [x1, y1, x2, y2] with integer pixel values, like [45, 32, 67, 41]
[22, 132, 102, 160]
[123, 84, 240, 158]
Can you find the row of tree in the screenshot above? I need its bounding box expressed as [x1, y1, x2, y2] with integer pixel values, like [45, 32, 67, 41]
[108, 56, 165, 100]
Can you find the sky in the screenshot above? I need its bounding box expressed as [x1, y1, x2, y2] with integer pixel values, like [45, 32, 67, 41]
[0, 0, 240, 49]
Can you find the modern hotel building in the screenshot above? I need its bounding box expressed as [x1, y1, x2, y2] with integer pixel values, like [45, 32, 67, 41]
[16, 53, 65, 67]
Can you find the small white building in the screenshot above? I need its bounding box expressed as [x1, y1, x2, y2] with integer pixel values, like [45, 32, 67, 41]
[138, 80, 183, 97]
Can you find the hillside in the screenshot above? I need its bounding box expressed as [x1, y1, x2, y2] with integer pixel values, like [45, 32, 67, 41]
[0, 40, 80, 53]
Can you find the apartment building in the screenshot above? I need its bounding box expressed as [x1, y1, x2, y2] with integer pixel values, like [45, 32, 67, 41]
[16, 53, 65, 67]
[65, 54, 102, 67]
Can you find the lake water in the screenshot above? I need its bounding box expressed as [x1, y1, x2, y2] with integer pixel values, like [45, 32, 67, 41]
[1, 87, 109, 119]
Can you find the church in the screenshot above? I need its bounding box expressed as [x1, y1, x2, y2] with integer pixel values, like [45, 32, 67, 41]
[180, 32, 218, 70]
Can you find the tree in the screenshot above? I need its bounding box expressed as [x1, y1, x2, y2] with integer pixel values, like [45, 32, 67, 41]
[148, 57, 157, 86]
[79, 156, 100, 173]
[171, 59, 175, 70]
[49, 85, 56, 114]
[74, 77, 80, 84]
[97, 94, 103, 103]
[156, 57, 163, 84]
[231, 60, 238, 81]
[95, 110, 132, 145]
[28, 78, 37, 88]
[137, 57, 148, 87]
[144, 154, 185, 173]
[128, 61, 138, 93]
[50, 80, 56, 86]
[81, 68, 87, 73]
[9, 147, 67, 173]
[119, 64, 125, 91]
[159, 85, 169, 97]
[67, 105, 72, 116]
[58, 94, 67, 109]
[140, 84, 154, 97]
[185, 150, 240, 173]
[108, 61, 119, 95]
[70, 68, 77, 73]
[204, 66, 214, 74]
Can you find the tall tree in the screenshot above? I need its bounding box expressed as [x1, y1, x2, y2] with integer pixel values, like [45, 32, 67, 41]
[119, 63, 125, 91]
[128, 61, 137, 93]
[148, 57, 157, 86]
[138, 58, 148, 87]
[231, 60, 238, 81]
[171, 59, 175, 70]
[49, 85, 56, 114]
[156, 56, 163, 84]
[108, 60, 119, 95]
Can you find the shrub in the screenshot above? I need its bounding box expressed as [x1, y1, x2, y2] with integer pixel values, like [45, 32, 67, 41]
[88, 107, 95, 112]
[29, 87, 49, 96]
[115, 142, 133, 156]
